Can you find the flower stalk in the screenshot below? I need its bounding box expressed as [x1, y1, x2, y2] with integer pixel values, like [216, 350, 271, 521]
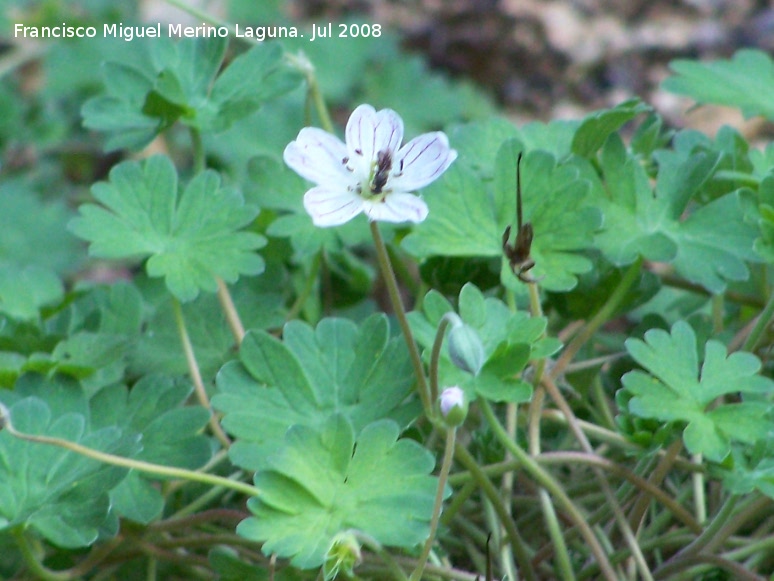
[370, 221, 431, 412]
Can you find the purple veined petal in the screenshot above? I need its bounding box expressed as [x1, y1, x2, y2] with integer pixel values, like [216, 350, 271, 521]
[345, 105, 378, 169]
[371, 108, 404, 158]
[392, 132, 458, 191]
[345, 105, 404, 168]
[363, 192, 429, 224]
[303, 185, 364, 227]
[284, 127, 353, 187]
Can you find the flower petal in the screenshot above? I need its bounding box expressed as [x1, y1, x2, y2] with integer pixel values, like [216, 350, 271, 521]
[284, 127, 353, 187]
[345, 104, 404, 170]
[303, 186, 363, 227]
[392, 132, 457, 191]
[363, 193, 428, 224]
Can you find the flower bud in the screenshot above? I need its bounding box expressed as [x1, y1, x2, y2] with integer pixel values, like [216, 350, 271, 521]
[324, 531, 362, 580]
[448, 322, 485, 376]
[439, 386, 467, 426]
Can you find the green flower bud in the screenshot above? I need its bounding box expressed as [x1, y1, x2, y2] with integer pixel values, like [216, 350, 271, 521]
[324, 531, 362, 580]
[448, 322, 485, 376]
[439, 386, 467, 427]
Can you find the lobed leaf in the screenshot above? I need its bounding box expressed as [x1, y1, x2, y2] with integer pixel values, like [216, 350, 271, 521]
[662, 49, 774, 120]
[237, 414, 438, 568]
[213, 315, 418, 470]
[623, 321, 774, 461]
[592, 134, 759, 293]
[69, 155, 265, 302]
[0, 376, 138, 547]
[409, 283, 561, 404]
[403, 141, 601, 292]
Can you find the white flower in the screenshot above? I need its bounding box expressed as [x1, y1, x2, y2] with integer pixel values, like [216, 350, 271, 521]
[283, 104, 457, 227]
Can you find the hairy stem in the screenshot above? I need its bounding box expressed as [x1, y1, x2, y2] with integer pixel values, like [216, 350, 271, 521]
[410, 428, 457, 581]
[217, 278, 245, 344]
[1, 416, 259, 497]
[477, 399, 617, 580]
[370, 221, 430, 412]
[172, 298, 231, 447]
[454, 444, 538, 581]
[551, 258, 642, 380]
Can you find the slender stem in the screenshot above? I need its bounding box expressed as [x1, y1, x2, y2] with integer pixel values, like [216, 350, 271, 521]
[453, 444, 538, 581]
[2, 418, 259, 497]
[190, 127, 205, 174]
[430, 316, 454, 406]
[370, 221, 430, 412]
[410, 428, 457, 581]
[286, 251, 321, 322]
[551, 258, 642, 380]
[168, 471, 247, 519]
[216, 278, 245, 344]
[628, 438, 683, 533]
[185, 127, 246, 348]
[537, 451, 702, 533]
[692, 454, 707, 524]
[13, 528, 70, 581]
[440, 479, 477, 526]
[306, 64, 334, 133]
[477, 399, 617, 580]
[655, 553, 766, 581]
[538, 487, 577, 580]
[654, 495, 740, 578]
[657, 271, 764, 309]
[526, 280, 542, 318]
[172, 298, 231, 447]
[742, 289, 774, 352]
[523, 279, 574, 581]
[710, 294, 724, 335]
[540, 375, 654, 581]
[386, 244, 420, 297]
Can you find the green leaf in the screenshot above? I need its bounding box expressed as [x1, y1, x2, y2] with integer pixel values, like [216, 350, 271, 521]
[213, 315, 418, 470]
[622, 321, 774, 461]
[69, 155, 265, 302]
[592, 134, 759, 293]
[204, 43, 303, 131]
[403, 143, 601, 292]
[0, 265, 63, 321]
[128, 274, 284, 384]
[51, 332, 127, 379]
[0, 376, 138, 547]
[572, 99, 651, 158]
[662, 49, 774, 120]
[237, 415, 438, 568]
[90, 375, 211, 523]
[753, 174, 774, 262]
[82, 38, 301, 150]
[0, 181, 83, 274]
[246, 153, 380, 260]
[474, 342, 532, 403]
[723, 445, 774, 500]
[0, 352, 25, 388]
[409, 283, 560, 404]
[446, 117, 520, 179]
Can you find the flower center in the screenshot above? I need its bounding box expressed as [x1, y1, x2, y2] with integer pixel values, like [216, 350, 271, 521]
[343, 148, 405, 201]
